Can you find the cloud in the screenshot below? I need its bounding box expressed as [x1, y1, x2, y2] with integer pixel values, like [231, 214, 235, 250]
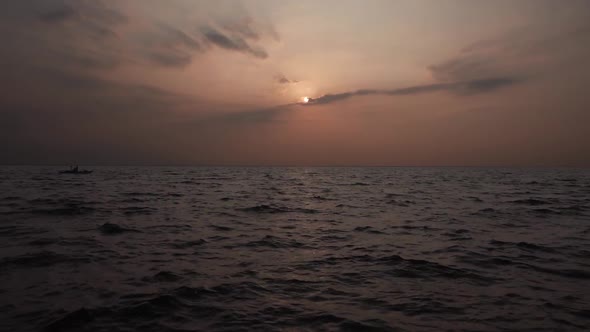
[0, 65, 193, 111]
[201, 26, 268, 59]
[221, 18, 261, 41]
[158, 24, 202, 50]
[139, 24, 202, 67]
[0, 2, 128, 76]
[213, 107, 287, 124]
[37, 1, 127, 27]
[305, 77, 520, 105]
[275, 74, 298, 84]
[429, 18, 590, 83]
[0, 0, 276, 76]
[58, 50, 122, 71]
[38, 5, 77, 23]
[201, 77, 519, 121]
[301, 16, 590, 107]
[146, 51, 193, 67]
[0, 62, 211, 165]
[32, 0, 127, 45]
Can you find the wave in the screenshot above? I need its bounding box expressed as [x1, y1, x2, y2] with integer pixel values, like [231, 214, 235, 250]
[31, 206, 97, 216]
[143, 271, 183, 283]
[238, 204, 318, 214]
[1, 196, 22, 201]
[98, 223, 140, 235]
[44, 283, 398, 332]
[301, 254, 495, 285]
[169, 239, 207, 249]
[510, 198, 551, 205]
[245, 235, 307, 249]
[387, 199, 416, 207]
[121, 206, 157, 215]
[2, 166, 589, 331]
[489, 240, 557, 253]
[121, 192, 161, 197]
[354, 226, 386, 234]
[1, 251, 91, 269]
[458, 253, 590, 280]
[209, 225, 233, 231]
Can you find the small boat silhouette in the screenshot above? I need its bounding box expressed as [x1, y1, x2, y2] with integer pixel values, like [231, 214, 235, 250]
[59, 166, 93, 174]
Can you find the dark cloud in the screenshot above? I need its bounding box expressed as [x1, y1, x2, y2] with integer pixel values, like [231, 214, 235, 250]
[214, 107, 286, 124]
[64, 51, 122, 72]
[454, 78, 519, 95]
[146, 51, 192, 67]
[211, 101, 302, 125]
[305, 78, 520, 105]
[429, 57, 493, 83]
[429, 19, 590, 83]
[1, 0, 274, 75]
[201, 26, 268, 59]
[139, 24, 203, 67]
[38, 5, 77, 23]
[85, 3, 127, 26]
[222, 19, 261, 41]
[29, 0, 127, 44]
[0, 66, 191, 109]
[194, 8, 275, 59]
[275, 74, 298, 84]
[0, 63, 207, 165]
[158, 24, 201, 50]
[83, 22, 119, 40]
[0, 0, 280, 158]
[37, 1, 127, 26]
[207, 76, 517, 121]
[0, 0, 129, 74]
[143, 20, 273, 66]
[217, 77, 520, 124]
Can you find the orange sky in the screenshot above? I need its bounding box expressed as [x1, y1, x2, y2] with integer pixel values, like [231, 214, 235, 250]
[0, 0, 589, 166]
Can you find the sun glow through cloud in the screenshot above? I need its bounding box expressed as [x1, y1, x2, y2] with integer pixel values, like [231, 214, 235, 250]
[302, 96, 310, 103]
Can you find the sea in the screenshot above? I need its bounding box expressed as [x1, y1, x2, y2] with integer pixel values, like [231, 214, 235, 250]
[0, 166, 589, 332]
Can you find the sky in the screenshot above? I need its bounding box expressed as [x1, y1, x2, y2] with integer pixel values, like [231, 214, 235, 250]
[1, 0, 589, 166]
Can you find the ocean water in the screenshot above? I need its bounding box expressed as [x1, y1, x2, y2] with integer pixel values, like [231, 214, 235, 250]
[0, 166, 589, 332]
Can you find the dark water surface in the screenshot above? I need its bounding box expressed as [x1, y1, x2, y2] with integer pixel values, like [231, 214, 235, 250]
[0, 167, 589, 331]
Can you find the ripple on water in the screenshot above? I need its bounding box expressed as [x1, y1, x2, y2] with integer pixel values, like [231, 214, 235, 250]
[0, 167, 588, 331]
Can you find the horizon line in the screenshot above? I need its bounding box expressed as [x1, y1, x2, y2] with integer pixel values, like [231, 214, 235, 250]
[1, 164, 588, 169]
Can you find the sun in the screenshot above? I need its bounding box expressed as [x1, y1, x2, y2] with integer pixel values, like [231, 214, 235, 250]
[302, 96, 310, 103]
